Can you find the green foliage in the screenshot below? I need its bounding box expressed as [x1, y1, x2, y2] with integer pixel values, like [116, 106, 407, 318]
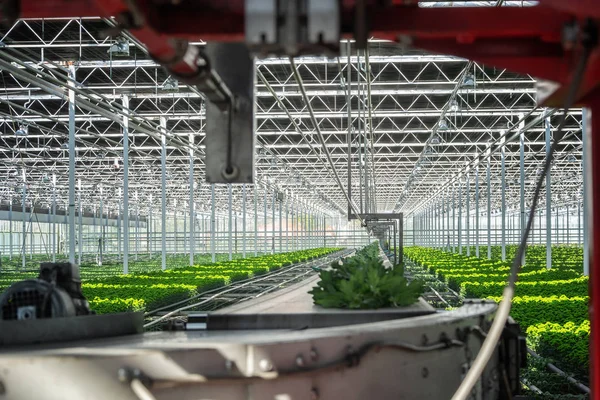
[486, 295, 589, 330]
[527, 321, 590, 377]
[310, 243, 424, 309]
[404, 244, 590, 395]
[522, 355, 589, 399]
[460, 277, 588, 298]
[1, 248, 343, 314]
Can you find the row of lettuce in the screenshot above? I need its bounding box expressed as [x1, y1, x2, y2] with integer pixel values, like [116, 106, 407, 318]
[405, 246, 588, 379]
[0, 248, 342, 314]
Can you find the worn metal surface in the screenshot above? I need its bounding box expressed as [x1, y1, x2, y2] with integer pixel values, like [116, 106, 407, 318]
[0, 301, 499, 400]
[205, 43, 256, 183]
[0, 312, 144, 347]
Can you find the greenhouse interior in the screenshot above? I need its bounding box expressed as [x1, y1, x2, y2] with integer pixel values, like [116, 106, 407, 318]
[0, 2, 597, 400]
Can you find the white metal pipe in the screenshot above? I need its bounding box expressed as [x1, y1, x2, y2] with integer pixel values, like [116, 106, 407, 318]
[67, 65, 76, 265]
[545, 117, 552, 270]
[122, 95, 130, 274]
[160, 117, 167, 270]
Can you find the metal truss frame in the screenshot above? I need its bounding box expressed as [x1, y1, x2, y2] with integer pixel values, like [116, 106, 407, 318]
[0, 16, 583, 230]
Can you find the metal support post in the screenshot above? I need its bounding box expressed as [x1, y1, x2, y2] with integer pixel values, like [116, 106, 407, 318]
[189, 132, 195, 266]
[78, 179, 82, 265]
[52, 175, 56, 262]
[263, 186, 268, 254]
[211, 184, 216, 263]
[135, 192, 139, 261]
[278, 197, 282, 253]
[160, 117, 167, 270]
[545, 117, 552, 270]
[475, 164, 480, 258]
[452, 186, 456, 252]
[254, 184, 258, 256]
[228, 184, 233, 261]
[520, 123, 526, 265]
[501, 133, 506, 261]
[99, 187, 104, 266]
[68, 65, 76, 265]
[21, 169, 26, 271]
[242, 184, 247, 258]
[486, 148, 491, 259]
[272, 190, 276, 253]
[466, 172, 470, 256]
[122, 95, 130, 274]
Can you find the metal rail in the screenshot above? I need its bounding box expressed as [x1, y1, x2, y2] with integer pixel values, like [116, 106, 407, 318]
[144, 249, 353, 327]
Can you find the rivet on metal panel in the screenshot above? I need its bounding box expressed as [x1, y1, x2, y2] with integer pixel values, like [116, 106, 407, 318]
[295, 355, 305, 367]
[117, 368, 129, 383]
[259, 359, 273, 372]
[309, 348, 319, 362]
[310, 387, 319, 400]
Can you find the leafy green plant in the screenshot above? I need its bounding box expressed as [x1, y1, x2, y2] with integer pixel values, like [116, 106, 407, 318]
[527, 321, 590, 377]
[310, 243, 424, 309]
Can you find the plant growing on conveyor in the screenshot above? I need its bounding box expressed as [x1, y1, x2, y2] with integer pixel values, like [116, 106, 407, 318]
[310, 243, 425, 309]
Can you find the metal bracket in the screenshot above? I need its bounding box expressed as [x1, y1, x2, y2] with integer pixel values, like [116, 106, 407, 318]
[349, 213, 404, 264]
[205, 43, 256, 183]
[245, 0, 340, 57]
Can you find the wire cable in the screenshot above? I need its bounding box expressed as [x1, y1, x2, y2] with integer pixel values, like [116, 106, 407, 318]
[288, 57, 365, 225]
[451, 27, 595, 400]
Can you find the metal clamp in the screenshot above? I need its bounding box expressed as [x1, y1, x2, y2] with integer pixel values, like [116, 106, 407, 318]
[245, 0, 340, 56]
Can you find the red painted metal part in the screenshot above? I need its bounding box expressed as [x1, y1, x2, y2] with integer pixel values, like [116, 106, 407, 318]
[588, 95, 600, 398]
[5, 0, 600, 397]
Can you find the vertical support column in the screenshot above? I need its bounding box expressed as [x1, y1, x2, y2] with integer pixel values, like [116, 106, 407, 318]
[228, 184, 233, 261]
[211, 184, 216, 263]
[458, 183, 463, 254]
[135, 192, 139, 261]
[21, 169, 26, 271]
[452, 186, 456, 252]
[446, 191, 451, 251]
[466, 171, 470, 256]
[242, 184, 247, 258]
[67, 64, 76, 265]
[52, 175, 56, 262]
[117, 192, 122, 260]
[520, 118, 526, 265]
[7, 197, 12, 261]
[279, 197, 282, 253]
[545, 116, 552, 270]
[99, 187, 104, 266]
[286, 200, 290, 252]
[160, 116, 167, 270]
[254, 184, 258, 256]
[442, 195, 446, 251]
[486, 147, 492, 259]
[346, 40, 353, 216]
[174, 205, 178, 255]
[263, 186, 268, 254]
[78, 179, 82, 265]
[189, 132, 195, 266]
[475, 164, 480, 258]
[583, 109, 589, 276]
[122, 94, 130, 274]
[501, 133, 506, 261]
[271, 190, 276, 253]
